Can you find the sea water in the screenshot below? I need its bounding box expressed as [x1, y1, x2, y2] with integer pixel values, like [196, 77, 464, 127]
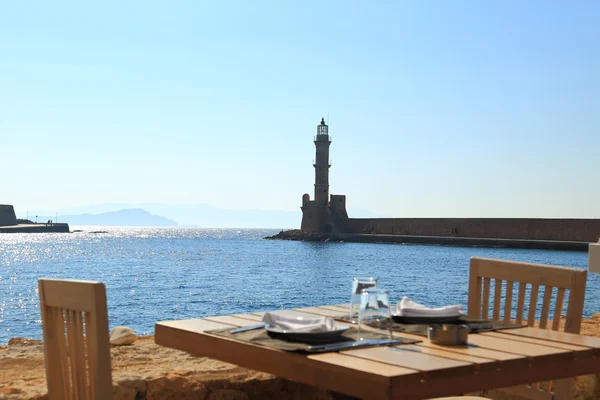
[0, 227, 597, 344]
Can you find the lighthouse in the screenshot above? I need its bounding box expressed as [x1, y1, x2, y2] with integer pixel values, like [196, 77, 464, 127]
[301, 117, 347, 234]
[314, 118, 331, 204]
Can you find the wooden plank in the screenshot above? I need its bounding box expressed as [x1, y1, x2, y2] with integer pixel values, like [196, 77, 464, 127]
[467, 264, 482, 318]
[84, 312, 95, 400]
[158, 319, 235, 332]
[320, 305, 351, 313]
[498, 327, 600, 349]
[415, 342, 525, 363]
[344, 346, 474, 378]
[465, 334, 571, 358]
[516, 282, 526, 324]
[231, 313, 263, 322]
[251, 310, 322, 319]
[335, 304, 351, 309]
[205, 315, 262, 327]
[399, 344, 499, 370]
[539, 286, 553, 329]
[528, 284, 540, 327]
[493, 279, 502, 320]
[504, 281, 514, 322]
[72, 312, 87, 400]
[482, 278, 490, 319]
[308, 352, 418, 377]
[39, 279, 101, 312]
[552, 288, 566, 331]
[66, 310, 79, 399]
[470, 258, 584, 289]
[90, 282, 113, 400]
[564, 271, 587, 334]
[482, 332, 592, 352]
[52, 307, 70, 399]
[295, 307, 347, 317]
[387, 330, 527, 364]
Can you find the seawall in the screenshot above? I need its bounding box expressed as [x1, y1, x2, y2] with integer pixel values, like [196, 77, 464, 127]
[0, 223, 70, 233]
[344, 218, 600, 243]
[340, 233, 589, 251]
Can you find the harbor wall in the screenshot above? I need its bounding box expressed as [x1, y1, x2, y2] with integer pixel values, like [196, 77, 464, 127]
[0, 223, 70, 233]
[343, 218, 600, 243]
[0, 205, 17, 226]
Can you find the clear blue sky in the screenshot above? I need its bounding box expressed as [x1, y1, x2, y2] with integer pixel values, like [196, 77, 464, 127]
[2, 1, 599, 217]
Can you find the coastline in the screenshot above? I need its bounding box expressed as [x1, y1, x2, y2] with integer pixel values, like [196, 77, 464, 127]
[265, 230, 590, 251]
[2, 314, 600, 399]
[0, 223, 70, 234]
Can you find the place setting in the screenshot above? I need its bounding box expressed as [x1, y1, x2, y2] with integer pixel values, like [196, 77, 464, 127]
[205, 281, 421, 353]
[338, 276, 527, 345]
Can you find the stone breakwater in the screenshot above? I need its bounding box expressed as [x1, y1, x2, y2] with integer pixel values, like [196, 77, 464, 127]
[265, 230, 589, 251]
[264, 229, 341, 242]
[2, 314, 600, 399]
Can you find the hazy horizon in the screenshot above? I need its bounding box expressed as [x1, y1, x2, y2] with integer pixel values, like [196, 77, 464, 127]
[2, 1, 599, 218]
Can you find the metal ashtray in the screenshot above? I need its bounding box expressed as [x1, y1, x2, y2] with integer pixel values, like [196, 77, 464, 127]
[427, 324, 469, 345]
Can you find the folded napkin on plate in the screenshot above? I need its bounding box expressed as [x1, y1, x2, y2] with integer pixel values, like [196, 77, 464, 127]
[262, 311, 337, 333]
[396, 296, 464, 317]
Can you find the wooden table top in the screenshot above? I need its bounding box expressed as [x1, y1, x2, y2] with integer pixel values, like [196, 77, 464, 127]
[155, 304, 600, 400]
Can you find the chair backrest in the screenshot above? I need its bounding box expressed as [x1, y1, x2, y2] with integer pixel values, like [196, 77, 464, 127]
[468, 257, 587, 333]
[38, 279, 112, 400]
[467, 258, 587, 400]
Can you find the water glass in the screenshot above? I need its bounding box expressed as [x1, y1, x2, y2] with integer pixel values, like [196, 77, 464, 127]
[349, 277, 377, 322]
[358, 288, 392, 339]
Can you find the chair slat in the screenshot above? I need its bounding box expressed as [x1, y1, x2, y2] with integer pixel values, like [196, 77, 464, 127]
[66, 310, 80, 399]
[493, 279, 502, 320]
[552, 288, 566, 331]
[527, 284, 539, 327]
[73, 312, 88, 400]
[54, 308, 71, 399]
[84, 312, 95, 399]
[482, 278, 490, 319]
[504, 281, 514, 322]
[516, 282, 526, 324]
[540, 287, 553, 329]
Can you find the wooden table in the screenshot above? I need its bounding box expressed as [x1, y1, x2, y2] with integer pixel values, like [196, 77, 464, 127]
[155, 305, 600, 400]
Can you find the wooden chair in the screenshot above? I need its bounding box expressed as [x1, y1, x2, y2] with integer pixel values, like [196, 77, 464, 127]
[467, 257, 587, 400]
[38, 279, 113, 399]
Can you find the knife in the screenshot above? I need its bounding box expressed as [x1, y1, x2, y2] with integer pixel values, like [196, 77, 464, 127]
[306, 338, 403, 353]
[230, 323, 266, 334]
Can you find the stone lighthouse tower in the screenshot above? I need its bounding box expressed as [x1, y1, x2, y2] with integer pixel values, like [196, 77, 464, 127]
[301, 117, 347, 234]
[314, 118, 331, 204]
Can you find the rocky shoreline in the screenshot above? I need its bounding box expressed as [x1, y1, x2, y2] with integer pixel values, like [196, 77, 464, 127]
[263, 229, 340, 242]
[2, 313, 600, 399]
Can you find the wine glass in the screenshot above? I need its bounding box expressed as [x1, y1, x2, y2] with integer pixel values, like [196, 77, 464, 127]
[358, 288, 392, 339]
[349, 277, 377, 322]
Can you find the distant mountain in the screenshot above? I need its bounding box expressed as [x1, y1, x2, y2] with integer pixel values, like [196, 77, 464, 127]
[58, 209, 177, 227]
[24, 203, 386, 229]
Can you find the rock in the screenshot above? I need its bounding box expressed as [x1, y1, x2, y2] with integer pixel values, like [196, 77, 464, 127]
[7, 338, 42, 346]
[147, 373, 208, 399]
[113, 375, 147, 400]
[207, 389, 249, 400]
[110, 326, 137, 345]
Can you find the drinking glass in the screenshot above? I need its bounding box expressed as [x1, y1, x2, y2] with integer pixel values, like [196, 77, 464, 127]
[358, 288, 392, 339]
[349, 277, 377, 322]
